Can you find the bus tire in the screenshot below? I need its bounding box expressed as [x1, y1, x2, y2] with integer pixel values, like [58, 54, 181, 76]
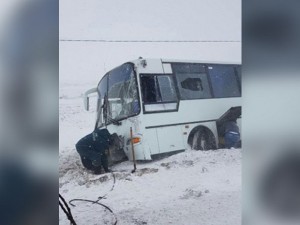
[190, 128, 216, 151]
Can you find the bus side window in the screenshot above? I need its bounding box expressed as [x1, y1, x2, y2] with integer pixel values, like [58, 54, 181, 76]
[141, 75, 177, 103]
[141, 74, 178, 113]
[176, 73, 212, 100]
[235, 66, 242, 93]
[157, 76, 177, 102]
[141, 76, 157, 103]
[208, 65, 241, 98]
[181, 78, 203, 91]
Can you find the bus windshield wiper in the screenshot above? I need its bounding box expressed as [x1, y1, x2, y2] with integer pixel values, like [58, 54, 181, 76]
[107, 116, 121, 126]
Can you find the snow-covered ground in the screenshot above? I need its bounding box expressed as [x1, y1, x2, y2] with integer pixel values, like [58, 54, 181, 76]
[59, 145, 241, 225]
[59, 0, 241, 224]
[59, 81, 242, 225]
[59, 93, 241, 224]
[59, 90, 241, 225]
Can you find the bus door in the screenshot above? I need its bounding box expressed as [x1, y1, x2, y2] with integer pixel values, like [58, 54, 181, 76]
[140, 73, 184, 154]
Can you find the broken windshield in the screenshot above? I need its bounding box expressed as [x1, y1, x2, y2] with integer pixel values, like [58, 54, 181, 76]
[97, 63, 140, 125]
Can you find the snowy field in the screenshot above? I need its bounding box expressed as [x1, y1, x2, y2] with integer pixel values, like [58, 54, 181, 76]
[59, 92, 241, 225]
[59, 87, 241, 225]
[59, 146, 241, 225]
[59, 0, 241, 224]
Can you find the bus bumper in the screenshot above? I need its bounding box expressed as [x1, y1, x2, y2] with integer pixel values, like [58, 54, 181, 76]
[124, 142, 152, 161]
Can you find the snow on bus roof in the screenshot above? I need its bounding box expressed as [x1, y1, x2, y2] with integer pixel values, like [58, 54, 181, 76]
[129, 58, 241, 65]
[161, 58, 241, 65]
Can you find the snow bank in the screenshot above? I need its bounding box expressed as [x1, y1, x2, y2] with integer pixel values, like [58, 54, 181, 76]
[59, 149, 241, 225]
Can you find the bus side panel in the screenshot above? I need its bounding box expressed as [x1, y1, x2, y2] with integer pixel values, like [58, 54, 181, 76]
[237, 118, 242, 140]
[156, 126, 185, 153]
[181, 125, 190, 148]
[144, 129, 160, 155]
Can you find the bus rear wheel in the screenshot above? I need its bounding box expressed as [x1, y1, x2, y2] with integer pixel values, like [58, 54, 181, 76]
[191, 130, 216, 151]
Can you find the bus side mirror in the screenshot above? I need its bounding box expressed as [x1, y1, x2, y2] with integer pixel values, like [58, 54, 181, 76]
[83, 87, 97, 111]
[84, 96, 90, 111]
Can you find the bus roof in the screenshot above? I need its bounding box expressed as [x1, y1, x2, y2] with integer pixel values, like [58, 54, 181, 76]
[129, 58, 241, 66]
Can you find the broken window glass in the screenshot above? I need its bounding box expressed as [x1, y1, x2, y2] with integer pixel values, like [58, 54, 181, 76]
[172, 63, 212, 100]
[176, 72, 212, 99]
[98, 63, 139, 123]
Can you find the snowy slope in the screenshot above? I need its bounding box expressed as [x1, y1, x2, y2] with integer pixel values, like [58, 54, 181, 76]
[59, 149, 241, 225]
[59, 85, 241, 224]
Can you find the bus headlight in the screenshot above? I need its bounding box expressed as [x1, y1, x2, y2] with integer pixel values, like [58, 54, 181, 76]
[132, 137, 141, 144]
[127, 137, 141, 145]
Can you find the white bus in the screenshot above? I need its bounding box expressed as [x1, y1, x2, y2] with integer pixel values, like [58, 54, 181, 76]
[83, 58, 241, 163]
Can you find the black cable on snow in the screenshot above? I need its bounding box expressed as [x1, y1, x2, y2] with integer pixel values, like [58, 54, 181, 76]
[69, 199, 117, 225]
[60, 172, 117, 225]
[59, 194, 77, 225]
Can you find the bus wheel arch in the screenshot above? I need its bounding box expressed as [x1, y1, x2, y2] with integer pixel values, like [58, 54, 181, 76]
[188, 126, 217, 150]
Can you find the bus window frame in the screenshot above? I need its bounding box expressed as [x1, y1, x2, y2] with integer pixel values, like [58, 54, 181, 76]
[139, 73, 180, 114]
[206, 64, 242, 98]
[96, 62, 141, 127]
[171, 63, 213, 100]
[96, 72, 108, 128]
[234, 66, 242, 94]
[171, 63, 241, 101]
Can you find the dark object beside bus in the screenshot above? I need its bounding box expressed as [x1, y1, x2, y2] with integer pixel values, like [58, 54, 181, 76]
[76, 128, 112, 173]
[217, 106, 241, 148]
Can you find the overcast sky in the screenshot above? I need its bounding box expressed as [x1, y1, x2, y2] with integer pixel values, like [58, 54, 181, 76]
[60, 0, 241, 89]
[60, 0, 240, 41]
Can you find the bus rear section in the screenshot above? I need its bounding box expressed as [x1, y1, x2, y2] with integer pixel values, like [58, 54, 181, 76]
[137, 59, 241, 158]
